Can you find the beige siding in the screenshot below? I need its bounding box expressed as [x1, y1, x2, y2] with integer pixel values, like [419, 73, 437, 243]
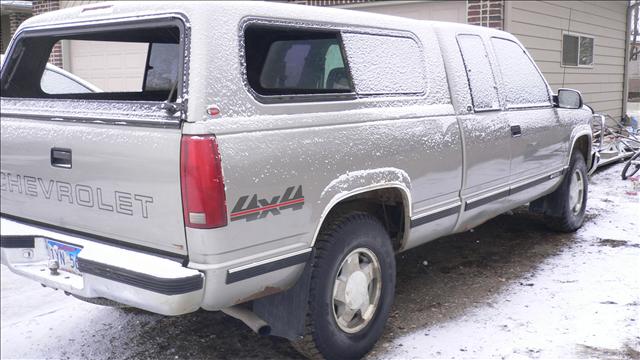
[348, 1, 466, 23]
[506, 0, 628, 118]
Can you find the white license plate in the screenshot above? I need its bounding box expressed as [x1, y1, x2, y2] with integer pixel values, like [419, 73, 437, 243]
[45, 239, 82, 275]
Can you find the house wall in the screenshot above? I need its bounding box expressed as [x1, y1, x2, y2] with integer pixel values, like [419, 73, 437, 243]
[504, 0, 628, 118]
[60, 0, 99, 8]
[343, 1, 466, 23]
[629, 47, 640, 99]
[1, 15, 11, 53]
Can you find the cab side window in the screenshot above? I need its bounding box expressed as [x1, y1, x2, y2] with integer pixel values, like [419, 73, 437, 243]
[490, 37, 550, 108]
[456, 34, 500, 111]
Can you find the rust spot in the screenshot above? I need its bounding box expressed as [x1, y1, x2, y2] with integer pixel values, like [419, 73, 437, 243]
[235, 286, 283, 305]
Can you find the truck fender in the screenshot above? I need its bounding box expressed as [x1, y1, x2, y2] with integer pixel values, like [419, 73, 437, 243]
[531, 126, 592, 216]
[311, 167, 412, 248]
[567, 125, 593, 170]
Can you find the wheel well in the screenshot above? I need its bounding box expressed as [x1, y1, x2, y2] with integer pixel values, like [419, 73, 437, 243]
[572, 135, 591, 168]
[320, 188, 407, 251]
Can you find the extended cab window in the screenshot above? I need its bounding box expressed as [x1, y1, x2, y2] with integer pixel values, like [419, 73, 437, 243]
[490, 38, 550, 108]
[244, 25, 353, 97]
[456, 34, 500, 111]
[1, 22, 182, 102]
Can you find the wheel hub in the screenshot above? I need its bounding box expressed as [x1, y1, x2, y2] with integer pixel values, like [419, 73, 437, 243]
[332, 247, 382, 333]
[569, 169, 585, 215]
[345, 271, 368, 310]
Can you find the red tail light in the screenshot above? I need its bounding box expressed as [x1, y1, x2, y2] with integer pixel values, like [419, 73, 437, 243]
[180, 135, 227, 229]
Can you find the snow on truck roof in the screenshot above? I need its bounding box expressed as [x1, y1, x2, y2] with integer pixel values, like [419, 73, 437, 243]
[17, 1, 512, 40]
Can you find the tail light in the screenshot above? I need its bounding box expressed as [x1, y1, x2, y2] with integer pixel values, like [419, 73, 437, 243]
[180, 135, 227, 228]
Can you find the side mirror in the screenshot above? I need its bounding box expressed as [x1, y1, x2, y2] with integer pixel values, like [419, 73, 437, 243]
[555, 88, 583, 109]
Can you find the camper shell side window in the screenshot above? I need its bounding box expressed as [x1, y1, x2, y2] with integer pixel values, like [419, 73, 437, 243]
[243, 23, 356, 103]
[242, 21, 426, 103]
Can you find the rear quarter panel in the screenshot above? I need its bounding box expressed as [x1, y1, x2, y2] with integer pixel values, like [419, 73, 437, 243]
[181, 10, 463, 308]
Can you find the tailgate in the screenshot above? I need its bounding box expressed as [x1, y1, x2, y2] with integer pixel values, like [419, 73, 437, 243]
[0, 15, 189, 255]
[0, 108, 187, 255]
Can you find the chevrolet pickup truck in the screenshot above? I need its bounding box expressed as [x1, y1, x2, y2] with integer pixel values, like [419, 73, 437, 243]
[0, 2, 594, 359]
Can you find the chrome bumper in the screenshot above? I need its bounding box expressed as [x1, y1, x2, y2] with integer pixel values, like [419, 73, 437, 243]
[0, 217, 204, 316]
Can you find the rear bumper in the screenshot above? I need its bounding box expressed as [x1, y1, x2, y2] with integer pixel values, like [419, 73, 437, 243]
[0, 217, 204, 316]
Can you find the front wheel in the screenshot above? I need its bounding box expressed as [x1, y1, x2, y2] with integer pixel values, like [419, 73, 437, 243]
[544, 151, 588, 232]
[293, 212, 396, 360]
[621, 151, 640, 180]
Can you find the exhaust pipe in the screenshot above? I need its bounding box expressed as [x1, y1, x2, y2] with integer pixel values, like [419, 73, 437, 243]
[222, 306, 271, 336]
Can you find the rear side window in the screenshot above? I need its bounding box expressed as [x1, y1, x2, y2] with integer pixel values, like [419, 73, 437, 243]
[244, 25, 353, 97]
[456, 34, 500, 111]
[490, 38, 550, 108]
[1, 21, 183, 102]
[341, 33, 425, 95]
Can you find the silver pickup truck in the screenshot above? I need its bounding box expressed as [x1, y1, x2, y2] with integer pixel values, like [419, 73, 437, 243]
[0, 2, 593, 359]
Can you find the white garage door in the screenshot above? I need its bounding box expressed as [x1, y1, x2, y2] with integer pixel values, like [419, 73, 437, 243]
[67, 40, 148, 92]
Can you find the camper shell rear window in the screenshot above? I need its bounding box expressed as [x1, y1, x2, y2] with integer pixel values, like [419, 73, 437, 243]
[0, 18, 185, 103]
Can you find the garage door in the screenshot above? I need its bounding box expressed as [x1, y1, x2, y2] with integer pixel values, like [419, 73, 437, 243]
[67, 40, 148, 92]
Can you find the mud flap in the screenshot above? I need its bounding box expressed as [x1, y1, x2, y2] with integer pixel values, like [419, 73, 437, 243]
[252, 249, 315, 341]
[529, 174, 566, 217]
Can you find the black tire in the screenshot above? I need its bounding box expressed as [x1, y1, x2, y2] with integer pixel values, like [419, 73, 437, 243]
[292, 212, 396, 360]
[621, 151, 640, 180]
[544, 151, 588, 232]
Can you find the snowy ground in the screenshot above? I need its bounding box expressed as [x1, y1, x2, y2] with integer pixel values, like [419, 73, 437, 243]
[377, 163, 640, 359]
[1, 162, 639, 359]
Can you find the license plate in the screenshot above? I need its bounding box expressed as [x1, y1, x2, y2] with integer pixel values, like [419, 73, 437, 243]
[45, 239, 82, 275]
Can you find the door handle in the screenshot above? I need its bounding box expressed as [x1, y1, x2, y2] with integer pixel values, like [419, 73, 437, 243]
[51, 148, 72, 169]
[511, 125, 522, 137]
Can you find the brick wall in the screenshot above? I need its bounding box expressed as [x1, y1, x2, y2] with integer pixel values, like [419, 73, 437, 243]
[467, 0, 504, 30]
[32, 0, 62, 67]
[32, 0, 60, 16]
[9, 13, 31, 35]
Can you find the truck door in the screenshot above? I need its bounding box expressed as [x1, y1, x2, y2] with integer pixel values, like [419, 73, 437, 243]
[489, 37, 566, 184]
[454, 34, 512, 227]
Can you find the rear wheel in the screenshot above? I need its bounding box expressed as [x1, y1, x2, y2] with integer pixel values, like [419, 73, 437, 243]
[544, 151, 588, 232]
[621, 151, 640, 180]
[293, 212, 395, 360]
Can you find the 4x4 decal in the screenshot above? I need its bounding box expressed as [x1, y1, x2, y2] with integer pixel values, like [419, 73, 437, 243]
[230, 185, 304, 222]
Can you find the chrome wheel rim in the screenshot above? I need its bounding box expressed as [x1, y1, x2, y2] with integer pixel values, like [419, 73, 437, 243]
[568, 169, 585, 215]
[332, 247, 382, 333]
